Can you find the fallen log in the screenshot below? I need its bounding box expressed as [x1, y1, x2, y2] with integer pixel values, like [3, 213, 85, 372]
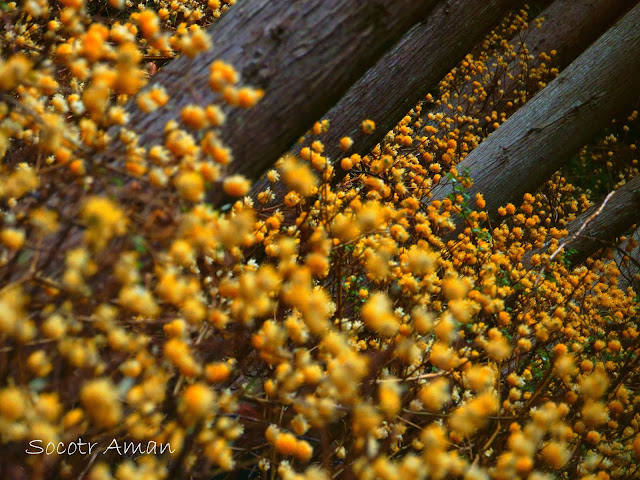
[248, 0, 523, 202]
[428, 4, 640, 233]
[412, 0, 638, 144]
[523, 175, 640, 268]
[251, 0, 636, 207]
[98, 0, 442, 201]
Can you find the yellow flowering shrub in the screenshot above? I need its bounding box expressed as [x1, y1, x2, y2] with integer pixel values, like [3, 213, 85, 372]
[0, 2, 638, 480]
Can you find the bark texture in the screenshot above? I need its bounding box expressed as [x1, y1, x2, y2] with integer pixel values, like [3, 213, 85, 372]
[252, 0, 635, 205]
[103, 0, 440, 199]
[292, 0, 519, 171]
[428, 4, 640, 227]
[412, 0, 638, 145]
[523, 175, 640, 268]
[251, 0, 523, 199]
[493, 0, 638, 111]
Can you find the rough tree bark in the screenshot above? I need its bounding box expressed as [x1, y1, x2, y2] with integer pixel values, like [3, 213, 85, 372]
[500, 177, 640, 313]
[102, 0, 440, 197]
[428, 4, 640, 229]
[249, 0, 523, 199]
[485, 0, 638, 119]
[411, 0, 637, 146]
[522, 175, 640, 267]
[251, 0, 635, 205]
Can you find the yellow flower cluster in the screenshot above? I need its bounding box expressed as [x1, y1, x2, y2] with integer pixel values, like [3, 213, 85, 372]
[0, 2, 638, 480]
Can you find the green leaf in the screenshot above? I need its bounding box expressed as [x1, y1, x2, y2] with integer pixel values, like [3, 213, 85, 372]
[132, 235, 147, 254]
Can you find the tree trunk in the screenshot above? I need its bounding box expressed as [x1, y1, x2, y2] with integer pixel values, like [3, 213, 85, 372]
[249, 0, 524, 200]
[251, 0, 635, 207]
[522, 175, 640, 268]
[428, 4, 640, 229]
[411, 0, 637, 147]
[485, 0, 638, 119]
[101, 0, 439, 200]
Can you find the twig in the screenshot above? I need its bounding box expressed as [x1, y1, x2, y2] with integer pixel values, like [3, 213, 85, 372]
[533, 190, 616, 290]
[376, 372, 441, 383]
